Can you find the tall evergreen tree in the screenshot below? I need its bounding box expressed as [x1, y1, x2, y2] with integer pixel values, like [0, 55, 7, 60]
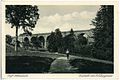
[47, 32, 57, 52]
[91, 5, 114, 61]
[55, 28, 63, 52]
[64, 28, 76, 53]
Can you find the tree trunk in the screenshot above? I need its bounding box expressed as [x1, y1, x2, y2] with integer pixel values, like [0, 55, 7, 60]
[15, 26, 18, 52]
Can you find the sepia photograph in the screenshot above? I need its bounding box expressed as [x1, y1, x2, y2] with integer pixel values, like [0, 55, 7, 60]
[5, 5, 114, 74]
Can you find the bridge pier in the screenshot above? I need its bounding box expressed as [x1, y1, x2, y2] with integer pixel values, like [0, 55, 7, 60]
[44, 36, 47, 49]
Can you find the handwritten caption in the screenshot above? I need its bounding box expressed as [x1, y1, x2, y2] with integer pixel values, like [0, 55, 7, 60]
[7, 74, 113, 78]
[79, 74, 113, 78]
[7, 75, 28, 78]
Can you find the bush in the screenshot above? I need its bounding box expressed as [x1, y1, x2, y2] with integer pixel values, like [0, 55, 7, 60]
[6, 35, 12, 44]
[73, 45, 92, 57]
[69, 58, 113, 73]
[92, 48, 113, 61]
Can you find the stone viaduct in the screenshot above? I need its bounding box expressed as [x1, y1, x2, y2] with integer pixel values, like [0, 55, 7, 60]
[12, 29, 94, 48]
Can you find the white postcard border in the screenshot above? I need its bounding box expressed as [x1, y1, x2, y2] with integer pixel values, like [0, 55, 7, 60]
[1, 1, 119, 79]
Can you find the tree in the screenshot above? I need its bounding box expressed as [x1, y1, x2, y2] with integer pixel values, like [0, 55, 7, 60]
[63, 28, 76, 53]
[6, 5, 39, 52]
[6, 35, 12, 44]
[70, 28, 74, 35]
[47, 32, 57, 52]
[91, 5, 114, 61]
[55, 28, 63, 52]
[77, 33, 88, 46]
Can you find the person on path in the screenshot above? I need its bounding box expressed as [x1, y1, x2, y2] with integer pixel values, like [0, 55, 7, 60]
[66, 49, 70, 60]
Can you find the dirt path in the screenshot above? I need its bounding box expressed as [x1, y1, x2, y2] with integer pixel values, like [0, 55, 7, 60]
[49, 57, 78, 73]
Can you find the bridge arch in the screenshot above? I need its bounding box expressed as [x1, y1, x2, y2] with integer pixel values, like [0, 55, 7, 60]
[46, 35, 50, 48]
[24, 37, 29, 42]
[38, 36, 45, 48]
[31, 36, 37, 44]
[77, 33, 88, 45]
[17, 29, 94, 49]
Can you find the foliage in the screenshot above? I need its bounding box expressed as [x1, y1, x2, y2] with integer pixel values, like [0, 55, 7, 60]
[6, 5, 39, 51]
[47, 28, 76, 53]
[47, 28, 90, 56]
[47, 29, 63, 52]
[91, 5, 114, 61]
[74, 44, 92, 57]
[72, 33, 90, 57]
[6, 5, 39, 32]
[47, 32, 57, 52]
[6, 35, 12, 44]
[46, 28, 92, 57]
[55, 28, 63, 52]
[63, 28, 76, 53]
[6, 56, 54, 73]
[77, 33, 88, 46]
[70, 58, 113, 73]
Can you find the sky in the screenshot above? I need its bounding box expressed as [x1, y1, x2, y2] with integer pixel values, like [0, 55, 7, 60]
[5, 5, 100, 36]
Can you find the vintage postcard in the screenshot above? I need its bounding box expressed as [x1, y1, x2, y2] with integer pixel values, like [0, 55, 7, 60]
[1, 0, 119, 79]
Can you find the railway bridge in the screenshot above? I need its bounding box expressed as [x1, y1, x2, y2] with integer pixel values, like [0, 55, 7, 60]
[12, 29, 94, 48]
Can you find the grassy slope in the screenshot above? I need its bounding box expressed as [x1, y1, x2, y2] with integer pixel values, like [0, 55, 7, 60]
[6, 44, 66, 59]
[6, 44, 113, 73]
[6, 56, 54, 73]
[6, 44, 56, 73]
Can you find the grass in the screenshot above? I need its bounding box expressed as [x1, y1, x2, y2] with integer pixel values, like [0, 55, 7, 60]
[6, 44, 65, 73]
[69, 58, 113, 73]
[6, 44, 113, 73]
[6, 44, 66, 59]
[6, 56, 54, 73]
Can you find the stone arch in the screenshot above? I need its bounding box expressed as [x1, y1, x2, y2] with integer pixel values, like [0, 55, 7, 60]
[31, 36, 37, 43]
[77, 33, 88, 45]
[23, 37, 30, 49]
[24, 37, 29, 42]
[46, 35, 50, 48]
[38, 36, 45, 48]
[46, 35, 50, 41]
[30, 36, 38, 48]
